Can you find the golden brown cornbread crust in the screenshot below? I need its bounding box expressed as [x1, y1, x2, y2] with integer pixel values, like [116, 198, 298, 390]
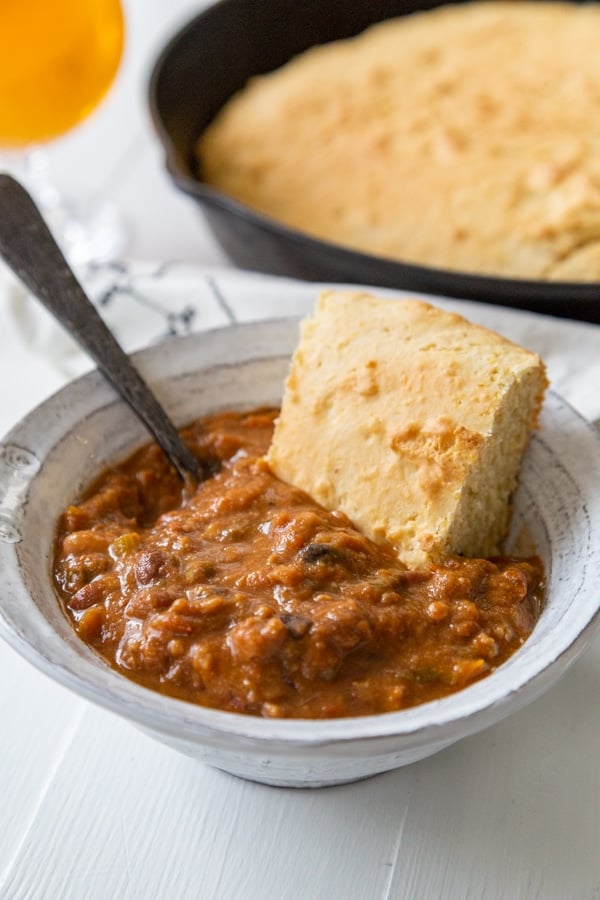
[266, 291, 547, 567]
[199, 1, 600, 281]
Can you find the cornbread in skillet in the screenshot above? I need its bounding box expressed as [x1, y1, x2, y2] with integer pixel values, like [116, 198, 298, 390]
[267, 291, 547, 567]
[198, 1, 600, 281]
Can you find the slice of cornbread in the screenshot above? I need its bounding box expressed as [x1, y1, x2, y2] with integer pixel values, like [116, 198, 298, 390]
[267, 291, 547, 566]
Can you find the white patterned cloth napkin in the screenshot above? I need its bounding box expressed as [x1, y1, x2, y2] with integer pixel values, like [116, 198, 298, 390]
[2, 260, 600, 427]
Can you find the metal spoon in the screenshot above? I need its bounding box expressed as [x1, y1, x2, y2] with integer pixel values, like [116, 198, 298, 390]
[0, 174, 200, 484]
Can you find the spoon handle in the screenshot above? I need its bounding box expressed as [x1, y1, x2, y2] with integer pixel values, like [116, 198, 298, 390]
[0, 174, 200, 482]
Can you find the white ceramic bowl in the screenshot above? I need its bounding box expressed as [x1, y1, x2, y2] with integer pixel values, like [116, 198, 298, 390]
[1, 320, 599, 788]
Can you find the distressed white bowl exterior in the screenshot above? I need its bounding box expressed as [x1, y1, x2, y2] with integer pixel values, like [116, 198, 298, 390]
[0, 320, 599, 787]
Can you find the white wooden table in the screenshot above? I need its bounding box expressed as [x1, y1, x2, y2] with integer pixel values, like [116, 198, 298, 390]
[1, 3, 600, 898]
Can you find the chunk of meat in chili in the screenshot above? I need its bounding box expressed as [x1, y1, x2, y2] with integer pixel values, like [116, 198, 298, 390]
[54, 408, 545, 719]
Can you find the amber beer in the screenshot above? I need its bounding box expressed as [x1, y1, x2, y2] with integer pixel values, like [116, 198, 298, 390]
[0, 0, 124, 148]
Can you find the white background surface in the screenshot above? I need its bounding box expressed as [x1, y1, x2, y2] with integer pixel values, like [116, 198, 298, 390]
[1, 2, 600, 898]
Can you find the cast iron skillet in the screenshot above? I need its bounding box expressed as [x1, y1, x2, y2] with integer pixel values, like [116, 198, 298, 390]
[148, 0, 600, 323]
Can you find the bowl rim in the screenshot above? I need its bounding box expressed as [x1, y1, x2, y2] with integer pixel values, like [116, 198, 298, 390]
[1, 319, 600, 748]
[147, 0, 600, 307]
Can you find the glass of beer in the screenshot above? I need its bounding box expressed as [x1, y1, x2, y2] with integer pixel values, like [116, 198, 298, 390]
[0, 0, 126, 264]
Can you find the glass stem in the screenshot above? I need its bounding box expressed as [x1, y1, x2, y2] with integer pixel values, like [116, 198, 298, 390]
[1, 149, 127, 269]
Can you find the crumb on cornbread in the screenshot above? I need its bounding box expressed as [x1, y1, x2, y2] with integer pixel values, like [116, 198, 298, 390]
[266, 291, 547, 567]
